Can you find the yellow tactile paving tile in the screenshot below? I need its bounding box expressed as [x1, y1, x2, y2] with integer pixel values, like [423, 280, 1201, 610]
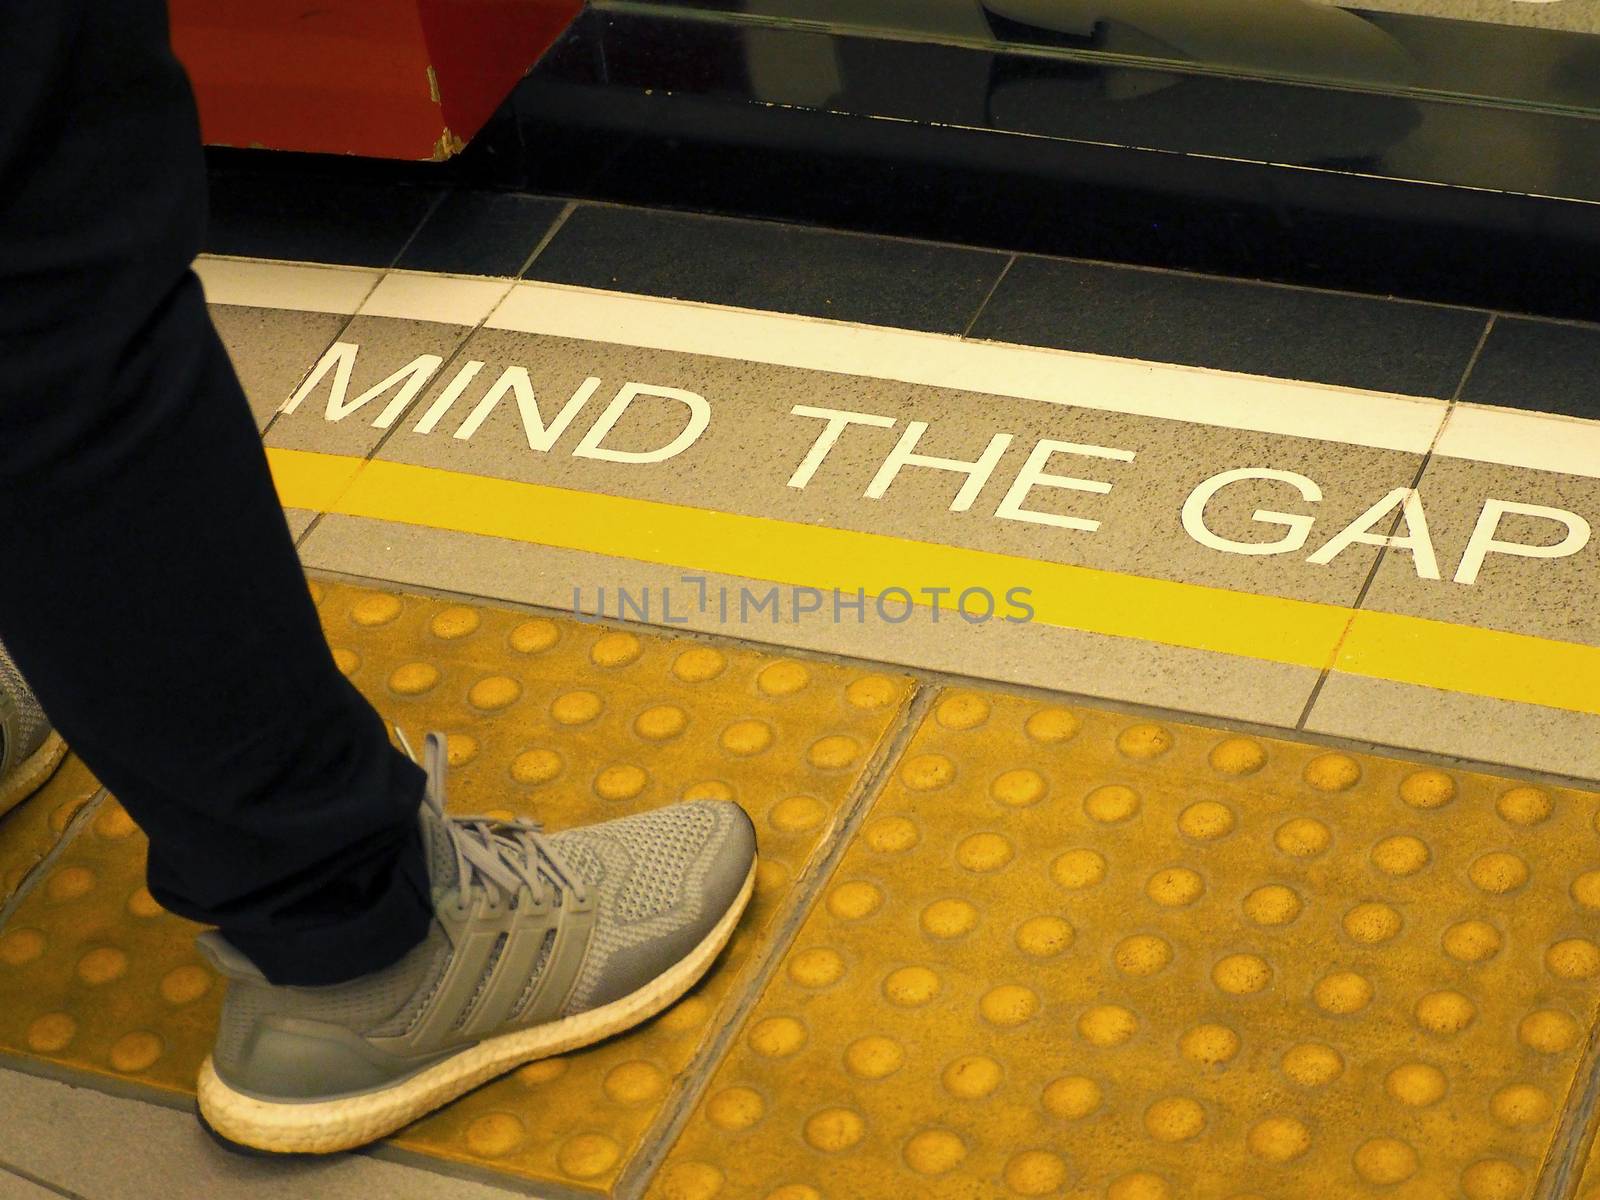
[0, 580, 914, 1194]
[648, 692, 1600, 1200]
[0, 756, 101, 907]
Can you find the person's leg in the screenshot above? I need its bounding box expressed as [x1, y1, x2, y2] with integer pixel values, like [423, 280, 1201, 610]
[0, 1, 430, 985]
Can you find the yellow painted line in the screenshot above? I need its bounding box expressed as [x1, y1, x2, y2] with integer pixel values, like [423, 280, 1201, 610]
[267, 448, 1600, 716]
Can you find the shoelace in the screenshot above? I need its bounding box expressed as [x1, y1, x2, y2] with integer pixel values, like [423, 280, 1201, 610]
[397, 728, 589, 911]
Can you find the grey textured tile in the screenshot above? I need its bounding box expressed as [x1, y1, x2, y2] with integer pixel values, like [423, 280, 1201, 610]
[208, 305, 348, 431]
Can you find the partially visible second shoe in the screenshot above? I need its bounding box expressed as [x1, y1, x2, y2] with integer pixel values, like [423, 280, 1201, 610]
[0, 638, 66, 818]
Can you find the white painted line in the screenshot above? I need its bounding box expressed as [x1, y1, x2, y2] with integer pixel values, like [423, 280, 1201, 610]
[357, 271, 514, 327]
[194, 257, 380, 315]
[485, 281, 1448, 454]
[1436, 404, 1600, 480]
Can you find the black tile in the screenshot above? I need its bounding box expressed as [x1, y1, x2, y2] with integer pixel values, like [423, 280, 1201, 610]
[525, 205, 1011, 334]
[1459, 316, 1600, 420]
[205, 169, 441, 268]
[967, 257, 1490, 396]
[395, 191, 567, 277]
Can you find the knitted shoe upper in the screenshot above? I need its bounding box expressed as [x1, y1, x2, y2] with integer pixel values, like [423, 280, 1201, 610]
[0, 638, 51, 777]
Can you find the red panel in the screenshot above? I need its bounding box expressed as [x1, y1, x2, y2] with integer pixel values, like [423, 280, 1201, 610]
[170, 0, 581, 160]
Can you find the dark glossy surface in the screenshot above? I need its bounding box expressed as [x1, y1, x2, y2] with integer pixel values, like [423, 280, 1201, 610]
[527, 205, 1011, 332]
[969, 257, 1491, 396]
[397, 191, 568, 277]
[1461, 316, 1600, 421]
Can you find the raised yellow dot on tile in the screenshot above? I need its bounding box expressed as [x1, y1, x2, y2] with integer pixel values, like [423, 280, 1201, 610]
[1571, 870, 1600, 909]
[788, 947, 845, 988]
[804, 1108, 864, 1152]
[1145, 1096, 1206, 1142]
[351, 593, 401, 626]
[47, 865, 95, 901]
[755, 860, 788, 894]
[1042, 1075, 1101, 1119]
[94, 804, 137, 840]
[1520, 1009, 1579, 1053]
[1354, 1138, 1418, 1185]
[1115, 934, 1173, 977]
[0, 929, 46, 966]
[514, 1058, 567, 1085]
[633, 704, 688, 741]
[429, 605, 480, 639]
[511, 748, 562, 784]
[706, 1086, 765, 1130]
[595, 765, 647, 801]
[26, 1013, 76, 1053]
[904, 1129, 965, 1175]
[388, 662, 439, 695]
[684, 779, 735, 802]
[942, 1054, 1003, 1099]
[1547, 938, 1600, 978]
[807, 736, 859, 770]
[769, 796, 826, 834]
[1304, 752, 1360, 791]
[469, 675, 521, 711]
[1242, 884, 1302, 926]
[438, 734, 475, 766]
[1146, 867, 1203, 907]
[657, 1162, 723, 1200]
[844, 1034, 904, 1079]
[603, 1060, 666, 1105]
[1444, 919, 1502, 962]
[1178, 801, 1235, 840]
[1214, 954, 1271, 995]
[1400, 768, 1456, 808]
[1078, 1004, 1138, 1046]
[829, 881, 884, 921]
[1210, 738, 1266, 775]
[1371, 834, 1430, 876]
[901, 753, 953, 790]
[508, 619, 559, 654]
[558, 1131, 620, 1178]
[1491, 1083, 1551, 1127]
[1275, 817, 1331, 857]
[863, 816, 918, 852]
[1248, 1116, 1311, 1162]
[1107, 1172, 1171, 1200]
[991, 768, 1045, 807]
[763, 1189, 821, 1200]
[1085, 784, 1139, 823]
[127, 886, 162, 917]
[1025, 706, 1080, 743]
[1118, 723, 1172, 759]
[921, 898, 978, 938]
[1469, 851, 1529, 894]
[1016, 916, 1074, 958]
[1313, 971, 1372, 1014]
[658, 996, 710, 1032]
[883, 965, 940, 1007]
[1386, 1062, 1446, 1106]
[671, 646, 725, 681]
[1498, 785, 1552, 825]
[108, 1031, 163, 1073]
[758, 661, 810, 695]
[591, 631, 642, 667]
[1461, 1160, 1524, 1200]
[981, 985, 1038, 1027]
[956, 832, 1013, 872]
[1416, 990, 1476, 1034]
[1343, 902, 1402, 943]
[551, 690, 602, 725]
[1281, 1043, 1343, 1086]
[721, 719, 773, 756]
[331, 648, 360, 676]
[1180, 1024, 1240, 1066]
[748, 1016, 807, 1058]
[936, 692, 990, 730]
[1005, 1150, 1068, 1197]
[77, 946, 128, 985]
[159, 965, 212, 1005]
[1052, 849, 1106, 890]
[845, 675, 897, 709]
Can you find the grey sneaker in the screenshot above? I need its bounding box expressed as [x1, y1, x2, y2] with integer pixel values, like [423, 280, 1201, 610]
[195, 731, 757, 1154]
[0, 637, 66, 818]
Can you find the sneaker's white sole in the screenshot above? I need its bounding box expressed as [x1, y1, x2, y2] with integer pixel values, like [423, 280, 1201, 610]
[0, 732, 66, 820]
[196, 859, 757, 1154]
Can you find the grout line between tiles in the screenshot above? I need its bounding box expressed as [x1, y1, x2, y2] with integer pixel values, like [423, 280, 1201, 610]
[615, 683, 935, 1200]
[0, 789, 108, 935]
[0, 1161, 87, 1200]
[389, 189, 451, 270]
[958, 253, 1016, 340]
[518, 200, 579, 277]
